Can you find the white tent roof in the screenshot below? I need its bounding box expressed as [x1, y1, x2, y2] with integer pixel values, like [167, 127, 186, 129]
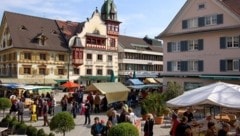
[167, 82, 240, 109]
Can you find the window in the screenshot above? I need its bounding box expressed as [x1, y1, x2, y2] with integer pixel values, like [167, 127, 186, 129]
[39, 68, 46, 75]
[198, 4, 205, 9]
[40, 53, 46, 60]
[172, 42, 180, 52]
[24, 53, 31, 60]
[97, 54, 103, 61]
[187, 18, 198, 28]
[188, 61, 198, 71]
[73, 68, 79, 75]
[58, 69, 64, 75]
[24, 68, 31, 74]
[86, 54, 92, 60]
[107, 55, 112, 61]
[110, 38, 115, 47]
[205, 15, 217, 26]
[97, 69, 102, 75]
[107, 69, 112, 75]
[58, 55, 65, 61]
[172, 61, 181, 71]
[220, 59, 240, 72]
[226, 36, 239, 48]
[86, 69, 92, 75]
[188, 40, 199, 51]
[183, 14, 223, 29]
[227, 60, 239, 71]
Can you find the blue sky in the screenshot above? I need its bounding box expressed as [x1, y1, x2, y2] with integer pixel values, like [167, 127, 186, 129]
[0, 0, 186, 38]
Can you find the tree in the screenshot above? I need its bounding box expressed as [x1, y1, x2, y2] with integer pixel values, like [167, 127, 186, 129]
[49, 112, 75, 136]
[164, 81, 182, 101]
[0, 98, 11, 116]
[108, 123, 139, 136]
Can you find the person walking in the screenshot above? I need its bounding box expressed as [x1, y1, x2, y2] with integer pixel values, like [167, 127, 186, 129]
[42, 101, 49, 126]
[71, 101, 78, 118]
[16, 98, 25, 122]
[144, 113, 154, 136]
[170, 113, 179, 136]
[84, 100, 91, 125]
[94, 93, 101, 113]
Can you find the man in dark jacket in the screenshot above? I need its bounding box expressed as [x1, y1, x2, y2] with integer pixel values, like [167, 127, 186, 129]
[84, 100, 91, 125]
[91, 117, 105, 136]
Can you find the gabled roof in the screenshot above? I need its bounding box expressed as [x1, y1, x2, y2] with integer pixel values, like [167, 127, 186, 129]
[220, 0, 240, 16]
[3, 11, 69, 52]
[156, 0, 240, 39]
[118, 35, 162, 52]
[56, 20, 85, 41]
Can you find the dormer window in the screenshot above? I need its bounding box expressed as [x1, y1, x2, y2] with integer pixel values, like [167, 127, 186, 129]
[19, 25, 27, 31]
[51, 30, 58, 35]
[36, 33, 48, 46]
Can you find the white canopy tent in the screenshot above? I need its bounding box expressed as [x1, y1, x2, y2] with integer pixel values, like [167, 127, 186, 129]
[167, 82, 240, 109]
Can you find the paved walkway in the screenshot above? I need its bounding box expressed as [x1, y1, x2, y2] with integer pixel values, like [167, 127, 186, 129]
[1, 105, 171, 136]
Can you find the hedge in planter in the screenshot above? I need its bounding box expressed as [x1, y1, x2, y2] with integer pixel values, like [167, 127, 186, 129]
[108, 122, 139, 136]
[26, 125, 38, 136]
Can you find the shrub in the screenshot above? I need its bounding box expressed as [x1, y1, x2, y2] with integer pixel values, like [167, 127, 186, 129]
[1, 114, 12, 123]
[37, 128, 47, 136]
[15, 123, 27, 134]
[26, 125, 38, 136]
[108, 122, 139, 136]
[48, 132, 55, 136]
[49, 112, 75, 136]
[9, 117, 19, 128]
[0, 98, 12, 116]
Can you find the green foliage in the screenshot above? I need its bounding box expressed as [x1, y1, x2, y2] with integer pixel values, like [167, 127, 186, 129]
[164, 81, 182, 101]
[0, 98, 12, 110]
[37, 128, 47, 136]
[15, 123, 27, 135]
[9, 116, 19, 128]
[49, 112, 75, 136]
[108, 123, 139, 136]
[48, 132, 55, 136]
[1, 114, 12, 123]
[141, 92, 167, 116]
[26, 125, 38, 136]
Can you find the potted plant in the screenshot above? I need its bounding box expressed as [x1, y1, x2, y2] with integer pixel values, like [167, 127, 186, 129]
[141, 92, 169, 124]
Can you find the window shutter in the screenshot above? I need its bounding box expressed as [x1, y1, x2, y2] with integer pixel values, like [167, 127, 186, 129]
[198, 39, 204, 50]
[198, 17, 205, 27]
[239, 60, 240, 71]
[181, 61, 188, 72]
[217, 14, 223, 24]
[198, 60, 204, 72]
[167, 42, 172, 52]
[220, 37, 226, 49]
[182, 20, 188, 29]
[180, 41, 188, 51]
[220, 60, 226, 72]
[167, 61, 172, 72]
